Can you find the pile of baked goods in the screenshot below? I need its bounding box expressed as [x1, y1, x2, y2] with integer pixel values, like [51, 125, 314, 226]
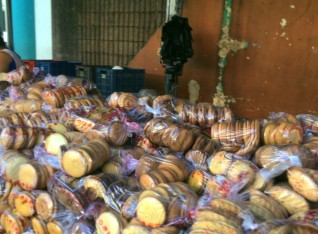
[0, 67, 317, 233]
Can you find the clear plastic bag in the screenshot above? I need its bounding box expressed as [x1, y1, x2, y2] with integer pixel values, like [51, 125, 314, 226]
[0, 112, 26, 127]
[60, 138, 111, 178]
[80, 173, 140, 213]
[84, 121, 130, 146]
[101, 146, 145, 176]
[131, 182, 198, 228]
[254, 144, 316, 181]
[45, 74, 96, 90]
[0, 126, 54, 151]
[287, 167, 318, 202]
[27, 81, 54, 100]
[47, 171, 89, 216]
[262, 112, 303, 145]
[135, 154, 190, 189]
[64, 95, 104, 110]
[68, 219, 96, 234]
[190, 197, 244, 234]
[177, 103, 235, 129]
[208, 151, 259, 190]
[5, 66, 32, 86]
[303, 135, 318, 158]
[107, 92, 139, 111]
[144, 117, 194, 152]
[0, 150, 33, 184]
[264, 183, 310, 216]
[8, 85, 24, 101]
[210, 120, 261, 156]
[18, 160, 54, 191]
[185, 150, 209, 171]
[188, 169, 238, 199]
[42, 86, 87, 108]
[297, 114, 318, 136]
[12, 98, 43, 113]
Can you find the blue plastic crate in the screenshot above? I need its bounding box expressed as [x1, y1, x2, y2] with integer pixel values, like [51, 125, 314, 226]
[75, 65, 98, 83]
[35, 60, 67, 77]
[95, 66, 145, 96]
[65, 61, 82, 77]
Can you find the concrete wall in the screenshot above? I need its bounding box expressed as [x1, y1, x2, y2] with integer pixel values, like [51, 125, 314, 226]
[129, 0, 318, 119]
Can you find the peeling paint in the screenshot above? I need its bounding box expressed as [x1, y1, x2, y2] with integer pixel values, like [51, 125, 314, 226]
[246, 56, 250, 60]
[236, 97, 254, 102]
[290, 5, 295, 9]
[280, 18, 287, 29]
[188, 80, 200, 104]
[308, 110, 318, 114]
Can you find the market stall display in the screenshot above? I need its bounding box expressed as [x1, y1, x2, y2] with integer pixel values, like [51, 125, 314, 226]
[0, 67, 317, 233]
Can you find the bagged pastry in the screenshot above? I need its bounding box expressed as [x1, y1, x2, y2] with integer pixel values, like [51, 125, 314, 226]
[210, 120, 260, 156]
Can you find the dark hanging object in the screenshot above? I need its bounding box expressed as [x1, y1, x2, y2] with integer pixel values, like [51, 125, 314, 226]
[160, 15, 193, 96]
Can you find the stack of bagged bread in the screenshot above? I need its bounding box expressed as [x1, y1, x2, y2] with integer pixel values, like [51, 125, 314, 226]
[177, 103, 235, 129]
[0, 67, 318, 233]
[211, 119, 261, 156]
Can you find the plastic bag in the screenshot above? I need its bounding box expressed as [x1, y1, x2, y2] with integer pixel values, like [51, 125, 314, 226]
[18, 160, 54, 191]
[12, 98, 43, 113]
[210, 120, 261, 156]
[297, 114, 318, 136]
[131, 182, 198, 228]
[0, 150, 33, 184]
[80, 173, 140, 213]
[0, 112, 26, 127]
[47, 171, 89, 216]
[45, 74, 96, 90]
[287, 167, 318, 202]
[262, 112, 303, 145]
[188, 169, 239, 199]
[135, 154, 190, 189]
[42, 85, 87, 108]
[208, 151, 259, 190]
[107, 92, 139, 111]
[84, 121, 130, 146]
[68, 219, 96, 234]
[101, 146, 145, 176]
[64, 95, 104, 110]
[25, 111, 67, 131]
[189, 197, 244, 234]
[5, 66, 32, 86]
[60, 138, 111, 178]
[8, 85, 24, 101]
[303, 135, 318, 157]
[178, 103, 235, 129]
[264, 183, 310, 215]
[151, 94, 178, 117]
[185, 150, 209, 171]
[254, 144, 316, 181]
[144, 117, 194, 152]
[0, 126, 54, 151]
[27, 81, 54, 100]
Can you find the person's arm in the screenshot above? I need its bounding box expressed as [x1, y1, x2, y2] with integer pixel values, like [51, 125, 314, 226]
[0, 51, 13, 73]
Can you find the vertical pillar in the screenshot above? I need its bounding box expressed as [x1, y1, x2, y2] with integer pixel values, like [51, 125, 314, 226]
[11, 0, 36, 59]
[34, 0, 52, 59]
